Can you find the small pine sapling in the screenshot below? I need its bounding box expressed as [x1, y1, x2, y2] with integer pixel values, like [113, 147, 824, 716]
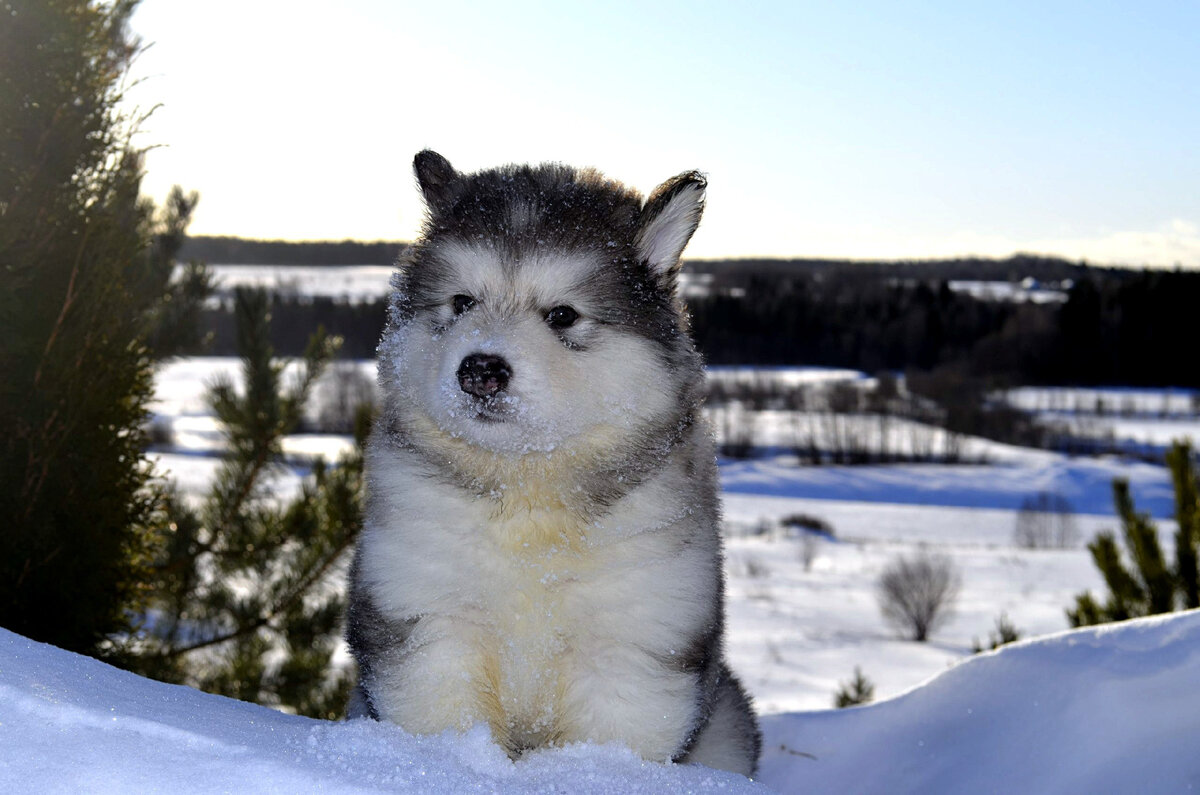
[131, 288, 369, 718]
[1069, 442, 1200, 626]
[834, 667, 876, 708]
[972, 613, 1022, 653]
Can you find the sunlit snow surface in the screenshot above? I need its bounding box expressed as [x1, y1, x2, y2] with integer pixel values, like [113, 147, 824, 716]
[3, 613, 1199, 793]
[0, 629, 758, 794]
[759, 610, 1200, 793]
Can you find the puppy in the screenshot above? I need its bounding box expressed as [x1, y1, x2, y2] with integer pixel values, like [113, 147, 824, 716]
[346, 151, 760, 777]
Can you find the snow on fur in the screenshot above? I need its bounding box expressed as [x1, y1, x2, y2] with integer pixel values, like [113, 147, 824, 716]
[3, 611, 1199, 793]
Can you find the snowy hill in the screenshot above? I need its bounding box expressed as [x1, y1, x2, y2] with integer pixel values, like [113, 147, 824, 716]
[761, 610, 1200, 793]
[3, 613, 1199, 794]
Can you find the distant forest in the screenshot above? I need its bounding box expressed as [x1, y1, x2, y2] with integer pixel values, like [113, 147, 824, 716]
[181, 235, 1097, 281]
[182, 237, 1200, 388]
[180, 236, 410, 266]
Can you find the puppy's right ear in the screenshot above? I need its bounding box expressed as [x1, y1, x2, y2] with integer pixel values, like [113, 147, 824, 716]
[414, 150, 461, 215]
[636, 171, 706, 280]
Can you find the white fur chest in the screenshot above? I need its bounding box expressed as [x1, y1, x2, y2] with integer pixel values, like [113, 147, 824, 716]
[358, 444, 714, 757]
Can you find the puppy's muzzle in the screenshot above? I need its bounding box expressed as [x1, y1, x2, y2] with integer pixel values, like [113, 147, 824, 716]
[457, 353, 512, 398]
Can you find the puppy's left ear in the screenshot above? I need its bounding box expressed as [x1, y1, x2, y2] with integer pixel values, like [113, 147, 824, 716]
[414, 149, 462, 216]
[636, 171, 706, 278]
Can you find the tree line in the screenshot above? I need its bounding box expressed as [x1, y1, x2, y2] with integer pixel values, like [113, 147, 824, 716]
[692, 267, 1200, 387]
[180, 235, 409, 266]
[186, 235, 1096, 284]
[187, 261, 1200, 389]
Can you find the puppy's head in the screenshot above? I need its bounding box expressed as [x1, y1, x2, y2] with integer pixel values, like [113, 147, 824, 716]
[380, 150, 706, 461]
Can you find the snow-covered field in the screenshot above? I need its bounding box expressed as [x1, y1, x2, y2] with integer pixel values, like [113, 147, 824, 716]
[946, 278, 1070, 304]
[196, 264, 722, 302]
[1005, 385, 1200, 416]
[197, 267, 1088, 309]
[143, 358, 1185, 715]
[4, 613, 1199, 792]
[200, 264, 395, 303]
[999, 385, 1200, 458]
[8, 355, 1174, 790]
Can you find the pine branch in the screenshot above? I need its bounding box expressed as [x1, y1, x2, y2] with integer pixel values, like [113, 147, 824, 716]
[162, 527, 357, 659]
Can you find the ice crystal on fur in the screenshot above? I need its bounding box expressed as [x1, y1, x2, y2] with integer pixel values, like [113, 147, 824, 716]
[348, 151, 761, 777]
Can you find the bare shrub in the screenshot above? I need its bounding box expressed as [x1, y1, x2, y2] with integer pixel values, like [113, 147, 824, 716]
[827, 381, 861, 414]
[779, 513, 836, 537]
[309, 360, 377, 434]
[822, 381, 866, 464]
[798, 533, 821, 572]
[1014, 492, 1078, 549]
[780, 513, 835, 571]
[714, 402, 756, 459]
[867, 371, 900, 463]
[876, 551, 961, 642]
[788, 388, 822, 464]
[743, 558, 771, 579]
[144, 415, 176, 449]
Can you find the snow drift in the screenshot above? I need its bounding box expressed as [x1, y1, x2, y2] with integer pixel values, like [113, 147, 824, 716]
[2, 612, 1199, 793]
[760, 610, 1200, 793]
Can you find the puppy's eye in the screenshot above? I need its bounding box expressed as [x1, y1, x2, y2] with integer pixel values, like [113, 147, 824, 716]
[546, 305, 579, 329]
[452, 294, 476, 315]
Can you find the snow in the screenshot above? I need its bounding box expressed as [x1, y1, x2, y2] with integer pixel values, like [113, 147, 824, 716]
[4, 613, 1199, 793]
[1001, 385, 1200, 457]
[706, 365, 868, 388]
[720, 453, 1176, 517]
[946, 279, 1069, 304]
[724, 530, 1112, 713]
[0, 628, 759, 793]
[1006, 385, 1200, 416]
[192, 265, 722, 302]
[198, 265, 396, 304]
[758, 611, 1200, 793]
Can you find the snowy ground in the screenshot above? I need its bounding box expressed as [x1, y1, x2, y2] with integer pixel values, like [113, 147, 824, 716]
[721, 505, 1113, 713]
[4, 612, 1198, 793]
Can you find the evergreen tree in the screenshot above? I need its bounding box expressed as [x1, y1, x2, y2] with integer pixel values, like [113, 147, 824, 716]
[0, 0, 207, 653]
[1068, 441, 1200, 626]
[128, 288, 367, 719]
[971, 613, 1022, 654]
[834, 667, 875, 708]
[1167, 442, 1199, 609]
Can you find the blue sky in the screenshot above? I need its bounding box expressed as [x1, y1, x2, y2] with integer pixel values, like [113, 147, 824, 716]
[128, 1, 1200, 265]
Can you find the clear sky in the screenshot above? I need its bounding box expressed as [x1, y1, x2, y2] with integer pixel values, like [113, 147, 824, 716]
[127, 1, 1200, 266]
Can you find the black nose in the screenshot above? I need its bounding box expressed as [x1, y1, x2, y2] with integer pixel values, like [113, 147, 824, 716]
[457, 353, 512, 398]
